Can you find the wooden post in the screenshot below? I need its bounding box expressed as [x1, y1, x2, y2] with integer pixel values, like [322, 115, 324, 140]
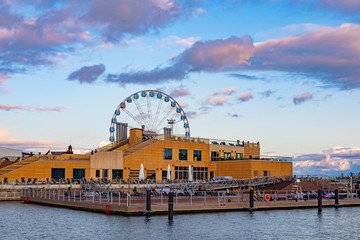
[318, 189, 322, 213]
[168, 192, 174, 221]
[335, 189, 339, 207]
[250, 188, 254, 210]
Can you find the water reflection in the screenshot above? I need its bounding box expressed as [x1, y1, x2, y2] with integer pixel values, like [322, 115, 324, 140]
[0, 202, 359, 240]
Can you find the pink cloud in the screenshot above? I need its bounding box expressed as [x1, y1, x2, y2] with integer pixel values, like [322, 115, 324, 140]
[0, 75, 9, 83]
[0, 105, 66, 112]
[316, 0, 360, 14]
[170, 89, 190, 97]
[0, 125, 63, 151]
[238, 93, 253, 102]
[113, 24, 360, 89]
[205, 96, 230, 106]
[293, 93, 313, 105]
[213, 87, 238, 96]
[179, 102, 188, 108]
[186, 111, 199, 119]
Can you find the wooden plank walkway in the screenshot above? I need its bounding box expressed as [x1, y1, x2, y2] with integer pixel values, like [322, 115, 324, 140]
[21, 197, 360, 216]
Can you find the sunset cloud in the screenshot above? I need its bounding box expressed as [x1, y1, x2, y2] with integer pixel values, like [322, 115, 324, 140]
[238, 93, 253, 102]
[293, 93, 313, 105]
[67, 64, 106, 84]
[293, 146, 360, 175]
[0, 105, 66, 112]
[109, 24, 360, 89]
[213, 87, 238, 96]
[170, 89, 190, 97]
[205, 96, 230, 106]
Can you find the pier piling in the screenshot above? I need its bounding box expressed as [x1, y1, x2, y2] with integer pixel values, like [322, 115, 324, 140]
[335, 189, 339, 207]
[318, 189, 322, 213]
[168, 192, 174, 221]
[249, 188, 254, 210]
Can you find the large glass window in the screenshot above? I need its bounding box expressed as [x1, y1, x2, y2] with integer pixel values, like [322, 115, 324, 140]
[73, 168, 85, 179]
[175, 166, 208, 180]
[193, 150, 201, 161]
[102, 169, 108, 179]
[52, 168, 65, 179]
[112, 169, 123, 179]
[236, 153, 243, 159]
[211, 151, 220, 161]
[224, 152, 231, 160]
[179, 149, 188, 160]
[164, 148, 172, 160]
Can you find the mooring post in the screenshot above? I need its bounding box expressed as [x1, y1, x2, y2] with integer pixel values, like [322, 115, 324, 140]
[335, 189, 339, 207]
[250, 188, 254, 210]
[318, 189, 322, 213]
[168, 192, 174, 221]
[145, 189, 152, 215]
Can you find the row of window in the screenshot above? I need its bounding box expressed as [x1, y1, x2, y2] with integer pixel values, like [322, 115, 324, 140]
[51, 168, 85, 179]
[211, 151, 243, 160]
[164, 148, 202, 161]
[95, 169, 123, 179]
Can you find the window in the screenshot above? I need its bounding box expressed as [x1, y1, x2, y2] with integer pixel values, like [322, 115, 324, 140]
[179, 149, 188, 160]
[73, 169, 85, 179]
[52, 168, 65, 179]
[175, 166, 208, 180]
[102, 169, 109, 179]
[193, 150, 201, 161]
[162, 170, 167, 179]
[262, 171, 270, 177]
[236, 153, 243, 159]
[211, 151, 220, 161]
[96, 170, 100, 178]
[164, 148, 173, 160]
[112, 169, 123, 180]
[224, 152, 231, 160]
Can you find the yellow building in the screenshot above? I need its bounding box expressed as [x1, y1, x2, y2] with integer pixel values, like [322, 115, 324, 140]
[89, 128, 293, 181]
[0, 128, 292, 182]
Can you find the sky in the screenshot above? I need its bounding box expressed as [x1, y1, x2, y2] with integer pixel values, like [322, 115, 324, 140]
[0, 0, 360, 176]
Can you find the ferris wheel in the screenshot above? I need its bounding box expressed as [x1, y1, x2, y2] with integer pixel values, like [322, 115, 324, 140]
[109, 90, 190, 142]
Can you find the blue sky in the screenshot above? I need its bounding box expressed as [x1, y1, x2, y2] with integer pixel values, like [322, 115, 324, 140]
[1, 0, 360, 176]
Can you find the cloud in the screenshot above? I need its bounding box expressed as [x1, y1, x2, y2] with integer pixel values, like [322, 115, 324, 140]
[0, 125, 63, 151]
[162, 35, 200, 46]
[67, 64, 106, 84]
[293, 93, 313, 105]
[205, 96, 230, 106]
[261, 89, 276, 98]
[315, 0, 360, 14]
[109, 24, 360, 89]
[252, 24, 360, 89]
[293, 146, 360, 175]
[228, 113, 242, 118]
[0, 75, 9, 83]
[170, 89, 190, 97]
[106, 35, 254, 85]
[185, 111, 199, 119]
[0, 0, 197, 79]
[178, 102, 188, 108]
[81, 0, 183, 43]
[213, 87, 238, 96]
[228, 73, 264, 80]
[238, 93, 253, 102]
[0, 105, 66, 112]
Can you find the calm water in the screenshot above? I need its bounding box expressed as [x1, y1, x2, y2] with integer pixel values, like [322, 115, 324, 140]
[0, 202, 359, 240]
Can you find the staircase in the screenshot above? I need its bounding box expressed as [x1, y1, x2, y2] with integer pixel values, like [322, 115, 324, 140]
[99, 139, 129, 152]
[0, 155, 39, 176]
[123, 138, 158, 158]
